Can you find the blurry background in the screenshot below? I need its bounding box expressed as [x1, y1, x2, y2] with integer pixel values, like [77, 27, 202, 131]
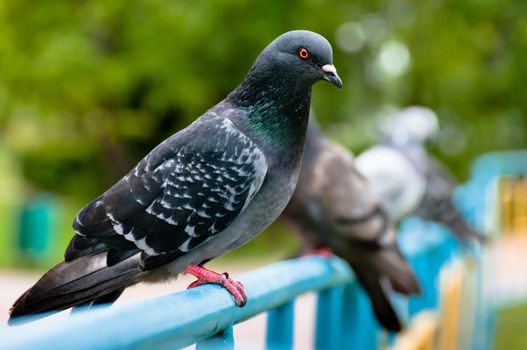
[0, 1, 526, 346]
[1, 0, 526, 263]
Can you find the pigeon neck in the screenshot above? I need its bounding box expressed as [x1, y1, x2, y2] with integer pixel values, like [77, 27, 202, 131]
[228, 78, 312, 150]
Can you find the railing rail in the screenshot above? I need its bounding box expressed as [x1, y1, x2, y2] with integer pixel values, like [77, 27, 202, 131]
[1, 257, 353, 350]
[6, 149, 523, 350]
[1, 222, 470, 350]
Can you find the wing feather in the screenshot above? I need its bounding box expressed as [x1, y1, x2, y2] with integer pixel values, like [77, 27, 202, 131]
[69, 117, 267, 269]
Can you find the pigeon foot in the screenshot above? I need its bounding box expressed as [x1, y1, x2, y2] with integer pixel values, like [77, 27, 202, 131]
[302, 246, 333, 258]
[184, 263, 248, 307]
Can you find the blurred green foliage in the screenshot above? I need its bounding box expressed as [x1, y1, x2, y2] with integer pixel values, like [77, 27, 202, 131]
[0, 0, 526, 200]
[0, 0, 526, 262]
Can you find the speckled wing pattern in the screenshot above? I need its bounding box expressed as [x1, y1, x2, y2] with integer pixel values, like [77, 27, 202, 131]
[70, 117, 267, 269]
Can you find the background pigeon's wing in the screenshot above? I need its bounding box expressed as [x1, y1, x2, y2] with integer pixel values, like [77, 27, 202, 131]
[310, 142, 386, 243]
[416, 156, 485, 242]
[69, 117, 268, 269]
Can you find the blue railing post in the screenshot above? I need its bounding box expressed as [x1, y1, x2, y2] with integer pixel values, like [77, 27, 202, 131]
[339, 282, 378, 350]
[340, 282, 359, 348]
[196, 324, 235, 350]
[315, 285, 343, 350]
[266, 300, 295, 349]
[399, 218, 461, 316]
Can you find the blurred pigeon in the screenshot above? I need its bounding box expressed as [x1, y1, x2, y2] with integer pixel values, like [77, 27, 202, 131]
[356, 106, 485, 243]
[9, 30, 343, 323]
[282, 120, 420, 332]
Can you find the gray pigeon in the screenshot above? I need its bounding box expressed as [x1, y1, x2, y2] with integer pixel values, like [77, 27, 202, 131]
[356, 107, 485, 243]
[9, 30, 343, 323]
[282, 120, 420, 332]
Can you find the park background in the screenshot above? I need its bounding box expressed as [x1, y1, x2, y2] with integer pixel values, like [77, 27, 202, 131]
[0, 1, 526, 348]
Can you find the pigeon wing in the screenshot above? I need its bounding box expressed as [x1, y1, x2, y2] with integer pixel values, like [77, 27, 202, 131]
[70, 117, 267, 270]
[311, 142, 385, 243]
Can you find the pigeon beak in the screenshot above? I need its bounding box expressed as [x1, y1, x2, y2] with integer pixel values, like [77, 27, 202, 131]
[321, 64, 343, 89]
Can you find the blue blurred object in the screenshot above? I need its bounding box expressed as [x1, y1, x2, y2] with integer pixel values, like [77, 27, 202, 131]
[455, 150, 527, 350]
[455, 150, 527, 235]
[16, 194, 58, 265]
[398, 217, 461, 315]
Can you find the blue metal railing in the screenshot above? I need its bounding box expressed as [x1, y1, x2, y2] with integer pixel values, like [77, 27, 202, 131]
[1, 221, 469, 350]
[6, 150, 523, 349]
[2, 257, 351, 349]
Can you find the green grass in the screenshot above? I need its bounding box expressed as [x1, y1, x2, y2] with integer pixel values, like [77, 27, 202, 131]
[494, 303, 527, 350]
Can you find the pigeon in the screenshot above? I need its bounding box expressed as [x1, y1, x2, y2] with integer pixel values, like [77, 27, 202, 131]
[9, 30, 343, 323]
[282, 119, 420, 332]
[356, 106, 485, 243]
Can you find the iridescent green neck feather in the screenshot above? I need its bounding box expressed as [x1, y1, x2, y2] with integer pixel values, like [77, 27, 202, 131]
[227, 60, 312, 150]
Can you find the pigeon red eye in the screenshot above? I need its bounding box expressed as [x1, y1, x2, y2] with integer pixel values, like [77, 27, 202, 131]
[298, 48, 310, 60]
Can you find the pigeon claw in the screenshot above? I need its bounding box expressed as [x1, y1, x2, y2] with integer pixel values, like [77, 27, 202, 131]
[222, 274, 248, 307]
[184, 264, 248, 307]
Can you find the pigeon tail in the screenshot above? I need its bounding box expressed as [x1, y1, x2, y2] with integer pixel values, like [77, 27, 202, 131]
[8, 252, 143, 325]
[368, 245, 421, 296]
[353, 268, 402, 332]
[343, 241, 420, 332]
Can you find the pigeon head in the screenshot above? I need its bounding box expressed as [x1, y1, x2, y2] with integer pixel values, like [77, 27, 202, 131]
[253, 30, 342, 89]
[259, 30, 343, 89]
[229, 30, 342, 108]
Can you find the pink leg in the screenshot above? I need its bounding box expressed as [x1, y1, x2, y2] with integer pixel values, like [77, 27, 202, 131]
[183, 264, 248, 307]
[302, 246, 333, 258]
